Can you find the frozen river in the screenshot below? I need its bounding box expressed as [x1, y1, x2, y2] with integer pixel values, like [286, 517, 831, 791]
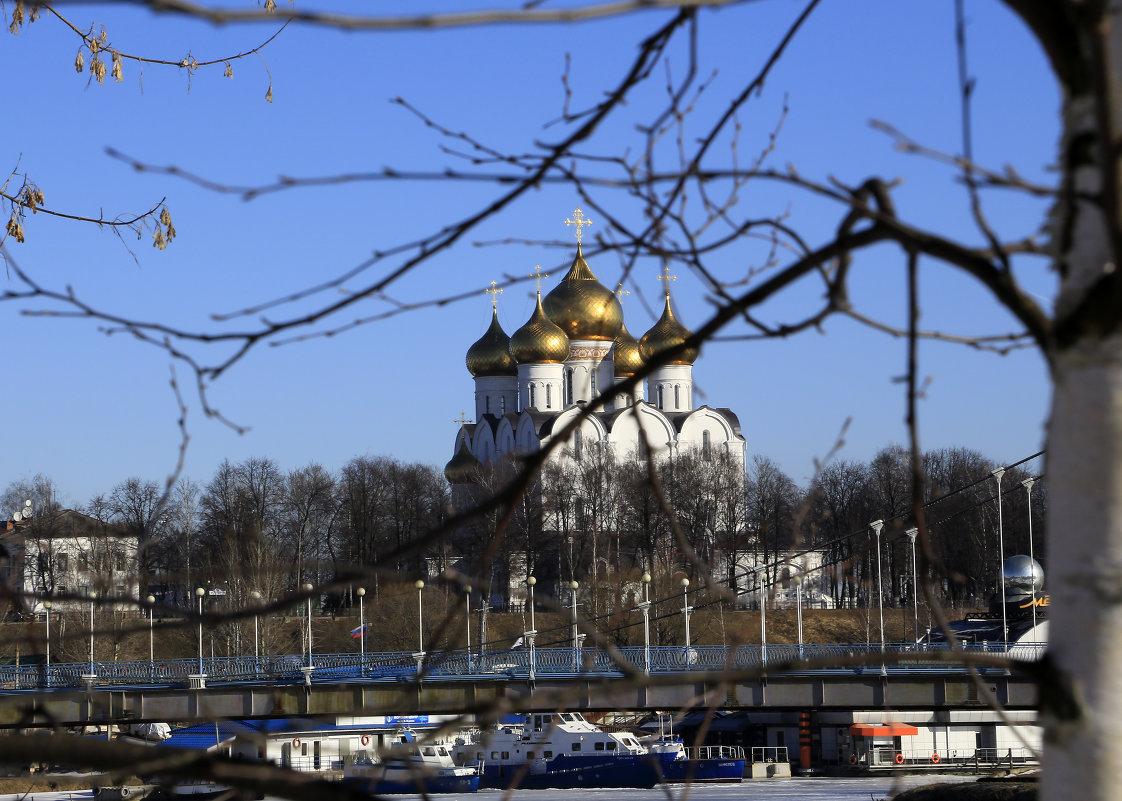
[0, 775, 984, 801]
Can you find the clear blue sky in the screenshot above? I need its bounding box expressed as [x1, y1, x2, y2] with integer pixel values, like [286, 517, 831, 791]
[0, 1, 1055, 508]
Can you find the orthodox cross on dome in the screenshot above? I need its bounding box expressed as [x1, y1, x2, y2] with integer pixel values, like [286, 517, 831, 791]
[564, 207, 593, 245]
[615, 282, 631, 301]
[530, 264, 549, 293]
[485, 280, 504, 310]
[658, 263, 678, 297]
[453, 411, 472, 426]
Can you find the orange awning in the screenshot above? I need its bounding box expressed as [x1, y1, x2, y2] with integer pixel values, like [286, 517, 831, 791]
[850, 723, 919, 737]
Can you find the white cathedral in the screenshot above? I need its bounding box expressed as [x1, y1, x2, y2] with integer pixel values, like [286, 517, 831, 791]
[444, 210, 747, 484]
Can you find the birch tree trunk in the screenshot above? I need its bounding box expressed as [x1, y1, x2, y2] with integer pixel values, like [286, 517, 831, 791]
[1007, 3, 1122, 798]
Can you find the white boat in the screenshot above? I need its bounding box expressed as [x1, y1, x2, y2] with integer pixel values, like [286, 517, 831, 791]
[343, 729, 481, 794]
[451, 712, 658, 789]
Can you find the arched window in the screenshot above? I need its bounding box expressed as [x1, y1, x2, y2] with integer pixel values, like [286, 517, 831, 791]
[529, 384, 536, 409]
[500, 395, 506, 415]
[702, 430, 712, 461]
[574, 429, 583, 460]
[546, 384, 552, 409]
[566, 369, 574, 405]
[657, 385, 664, 409]
[485, 396, 491, 415]
[674, 385, 680, 409]
[590, 368, 598, 397]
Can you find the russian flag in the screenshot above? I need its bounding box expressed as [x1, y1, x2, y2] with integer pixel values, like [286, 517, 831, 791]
[350, 623, 366, 639]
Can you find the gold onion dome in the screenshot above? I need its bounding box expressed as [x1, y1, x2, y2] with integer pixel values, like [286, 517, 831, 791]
[639, 295, 699, 365]
[614, 323, 644, 376]
[510, 293, 571, 364]
[542, 246, 624, 341]
[466, 309, 517, 377]
[444, 441, 482, 485]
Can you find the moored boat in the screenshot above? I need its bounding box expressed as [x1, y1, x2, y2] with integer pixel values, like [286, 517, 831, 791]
[343, 729, 481, 794]
[451, 712, 659, 789]
[644, 735, 745, 782]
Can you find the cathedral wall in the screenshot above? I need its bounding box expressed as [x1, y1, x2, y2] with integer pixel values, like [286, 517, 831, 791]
[518, 363, 564, 413]
[474, 376, 517, 420]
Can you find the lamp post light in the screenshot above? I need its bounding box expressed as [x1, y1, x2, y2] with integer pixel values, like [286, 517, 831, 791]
[680, 578, 693, 665]
[464, 585, 471, 673]
[526, 576, 537, 682]
[249, 590, 262, 666]
[195, 587, 206, 674]
[992, 467, 1008, 646]
[357, 587, 366, 669]
[905, 528, 920, 644]
[759, 582, 767, 668]
[414, 579, 426, 673]
[569, 580, 580, 671]
[795, 576, 804, 660]
[870, 520, 886, 674]
[638, 573, 652, 674]
[302, 582, 315, 668]
[89, 591, 97, 675]
[146, 594, 156, 666]
[43, 600, 51, 672]
[1022, 478, 1039, 645]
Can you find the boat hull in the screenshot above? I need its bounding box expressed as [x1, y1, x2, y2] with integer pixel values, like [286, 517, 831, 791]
[654, 756, 745, 783]
[478, 754, 659, 789]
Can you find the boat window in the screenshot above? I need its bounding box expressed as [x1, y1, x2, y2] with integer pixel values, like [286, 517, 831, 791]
[560, 713, 574, 722]
[607, 742, 617, 751]
[544, 751, 553, 759]
[423, 747, 436, 756]
[491, 752, 499, 760]
[571, 743, 581, 752]
[527, 751, 535, 759]
[573, 714, 585, 722]
[595, 742, 605, 751]
[502, 752, 510, 760]
[438, 748, 448, 756]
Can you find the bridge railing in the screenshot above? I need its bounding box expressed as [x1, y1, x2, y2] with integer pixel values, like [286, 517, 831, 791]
[0, 641, 1038, 692]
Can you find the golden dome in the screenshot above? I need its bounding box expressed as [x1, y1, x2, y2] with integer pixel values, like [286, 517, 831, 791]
[639, 295, 699, 365]
[444, 441, 482, 485]
[510, 293, 571, 364]
[542, 246, 624, 341]
[614, 322, 644, 376]
[466, 309, 516, 377]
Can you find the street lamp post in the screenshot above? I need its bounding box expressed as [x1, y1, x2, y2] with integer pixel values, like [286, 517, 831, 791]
[906, 528, 920, 644]
[249, 590, 261, 668]
[680, 578, 692, 666]
[526, 576, 537, 682]
[992, 467, 1008, 646]
[146, 594, 156, 668]
[464, 586, 471, 673]
[357, 587, 366, 669]
[196, 587, 206, 674]
[569, 580, 580, 671]
[303, 582, 315, 667]
[413, 580, 425, 673]
[638, 573, 651, 674]
[43, 600, 51, 672]
[871, 519, 886, 674]
[795, 577, 804, 659]
[759, 583, 767, 667]
[88, 591, 97, 676]
[1023, 478, 1039, 645]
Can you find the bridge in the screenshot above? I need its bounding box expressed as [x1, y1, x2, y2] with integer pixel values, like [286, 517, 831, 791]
[0, 643, 1040, 728]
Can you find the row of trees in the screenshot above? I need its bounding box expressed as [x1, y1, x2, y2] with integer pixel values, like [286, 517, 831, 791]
[2, 444, 1044, 626]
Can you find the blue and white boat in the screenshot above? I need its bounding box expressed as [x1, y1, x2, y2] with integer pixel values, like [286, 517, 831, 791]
[450, 712, 658, 789]
[343, 730, 481, 794]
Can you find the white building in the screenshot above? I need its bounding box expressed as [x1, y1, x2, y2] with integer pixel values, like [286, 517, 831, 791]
[0, 509, 140, 615]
